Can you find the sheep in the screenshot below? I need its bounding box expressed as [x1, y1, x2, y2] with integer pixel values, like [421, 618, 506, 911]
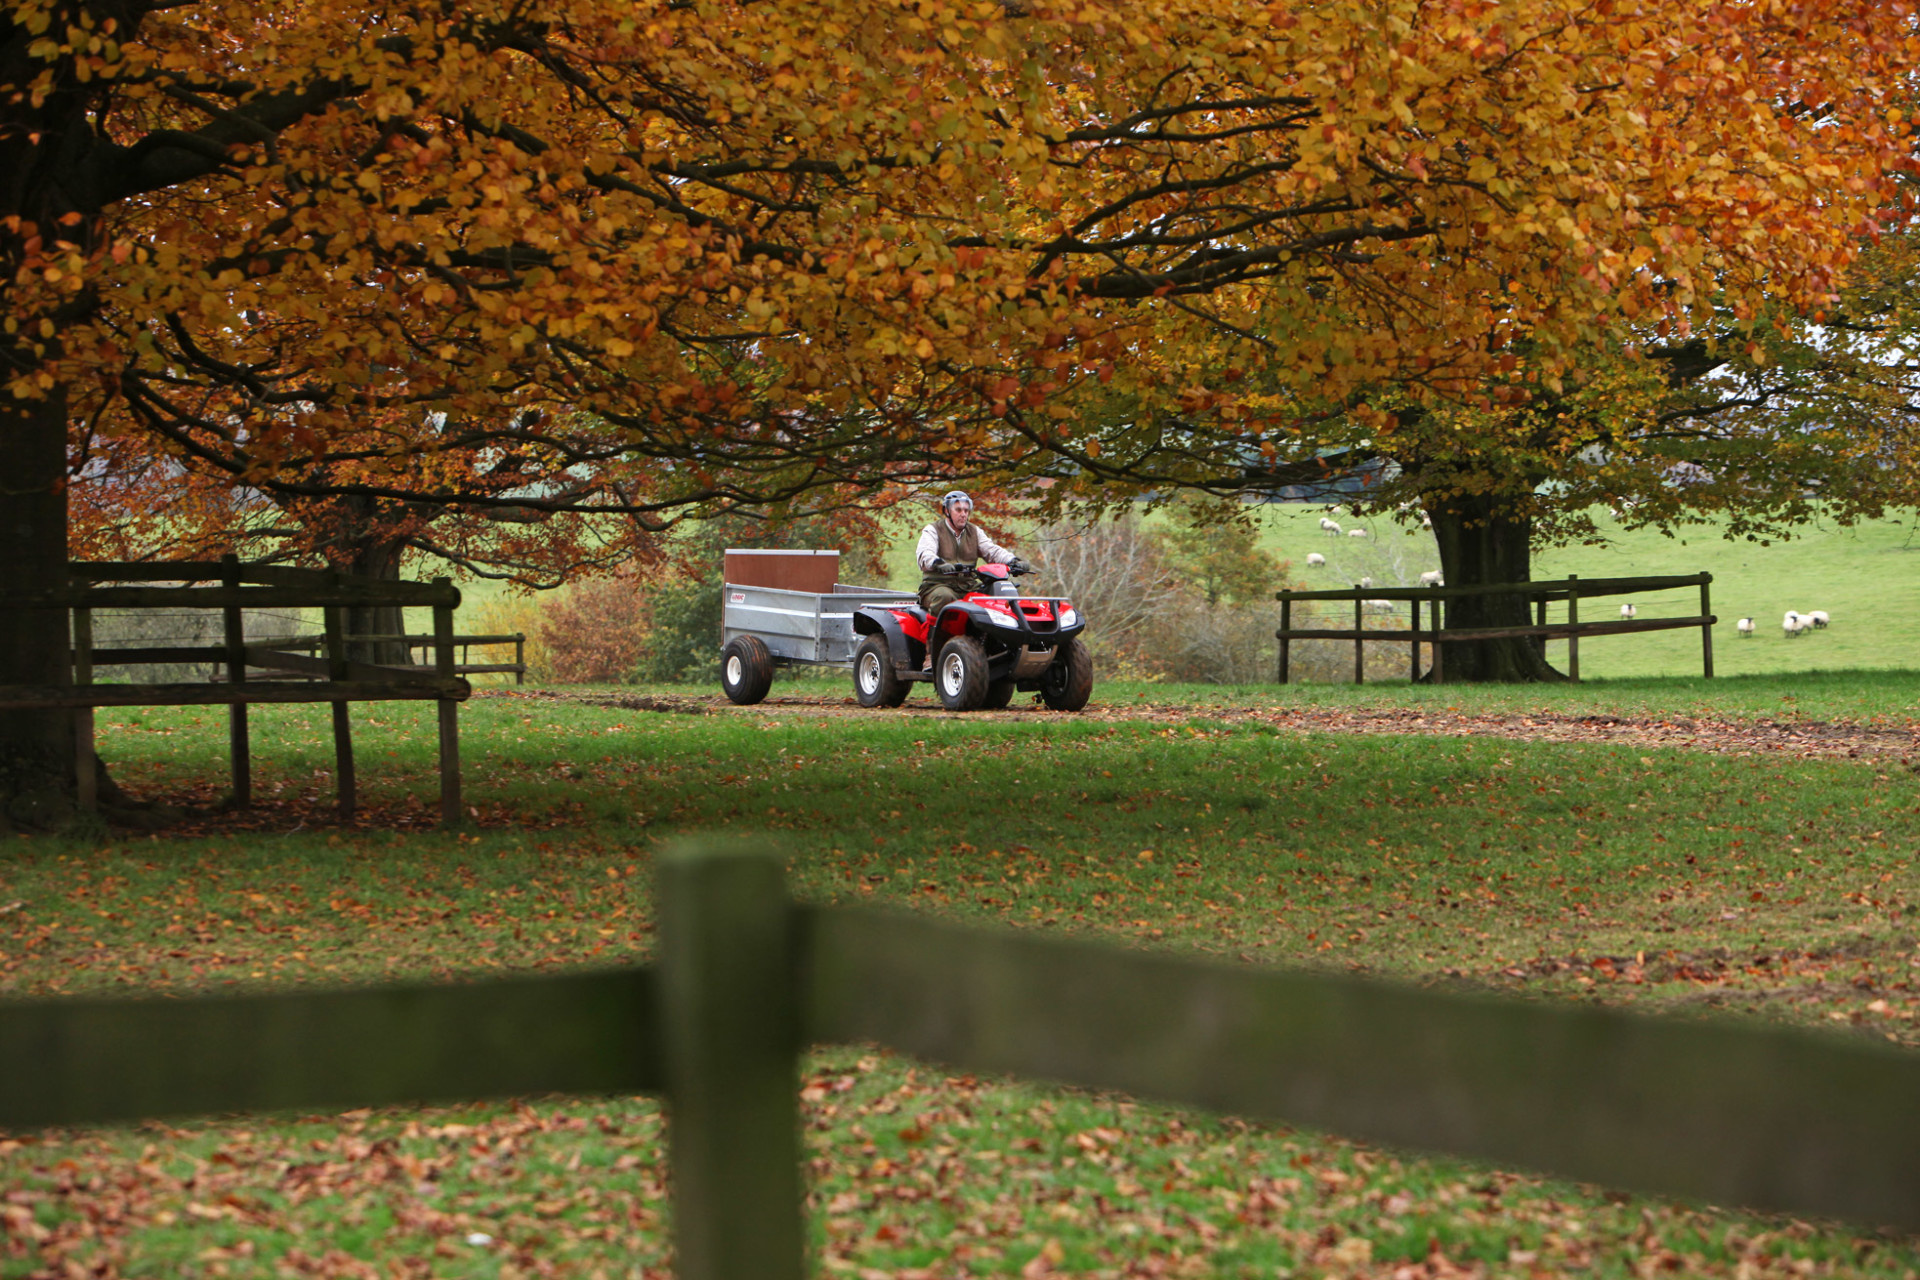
[1305, 552, 1326, 567]
[1420, 513, 1433, 528]
[1419, 570, 1444, 587]
[1319, 516, 1342, 535]
[1358, 576, 1374, 589]
[1783, 611, 1803, 637]
[1619, 603, 1637, 620]
[1736, 616, 1755, 636]
[1347, 527, 1369, 538]
[1808, 609, 1830, 629]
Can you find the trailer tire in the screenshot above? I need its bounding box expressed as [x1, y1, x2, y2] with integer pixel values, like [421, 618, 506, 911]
[936, 635, 990, 711]
[853, 634, 908, 708]
[980, 677, 1016, 710]
[1039, 637, 1093, 711]
[720, 635, 775, 705]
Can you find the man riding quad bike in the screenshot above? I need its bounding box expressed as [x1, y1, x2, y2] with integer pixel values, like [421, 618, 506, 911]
[849, 491, 1094, 711]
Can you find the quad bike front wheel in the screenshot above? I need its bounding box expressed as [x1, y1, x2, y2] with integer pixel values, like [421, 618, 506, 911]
[936, 635, 990, 711]
[853, 634, 909, 708]
[1039, 636, 1093, 711]
[980, 677, 1016, 709]
[720, 635, 775, 705]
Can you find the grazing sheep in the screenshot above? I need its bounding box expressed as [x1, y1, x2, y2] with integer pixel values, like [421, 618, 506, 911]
[1619, 603, 1637, 620]
[1736, 617, 1755, 636]
[1319, 516, 1342, 535]
[1783, 611, 1803, 637]
[1419, 570, 1444, 587]
[1306, 552, 1326, 567]
[1808, 609, 1830, 629]
[1347, 527, 1368, 538]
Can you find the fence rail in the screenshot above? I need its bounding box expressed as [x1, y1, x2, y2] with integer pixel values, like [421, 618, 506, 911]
[4, 844, 1918, 1280]
[1276, 573, 1716, 683]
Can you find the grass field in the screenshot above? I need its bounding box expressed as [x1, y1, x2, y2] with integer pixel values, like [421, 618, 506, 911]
[1251, 505, 1920, 682]
[3, 679, 1919, 1277]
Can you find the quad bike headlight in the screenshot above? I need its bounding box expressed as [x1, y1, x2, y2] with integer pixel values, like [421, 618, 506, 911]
[987, 605, 1020, 627]
[1058, 606, 1078, 627]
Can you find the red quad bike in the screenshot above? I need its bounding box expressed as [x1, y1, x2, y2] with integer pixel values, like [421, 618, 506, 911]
[850, 563, 1093, 712]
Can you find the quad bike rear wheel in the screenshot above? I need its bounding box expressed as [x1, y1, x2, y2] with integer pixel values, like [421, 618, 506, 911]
[936, 635, 990, 711]
[720, 635, 775, 705]
[1039, 636, 1093, 711]
[853, 634, 909, 708]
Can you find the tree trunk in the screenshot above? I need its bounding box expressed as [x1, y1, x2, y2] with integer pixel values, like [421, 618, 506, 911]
[342, 532, 412, 668]
[0, 386, 78, 827]
[1427, 493, 1565, 683]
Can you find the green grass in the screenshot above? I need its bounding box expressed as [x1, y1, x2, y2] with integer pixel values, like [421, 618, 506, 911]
[5, 687, 1920, 1275]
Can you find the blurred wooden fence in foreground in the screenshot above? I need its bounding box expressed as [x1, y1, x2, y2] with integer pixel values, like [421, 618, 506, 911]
[5, 843, 1918, 1279]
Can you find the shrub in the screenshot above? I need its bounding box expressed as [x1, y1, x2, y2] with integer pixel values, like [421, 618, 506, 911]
[1030, 517, 1186, 674]
[635, 575, 722, 684]
[536, 573, 649, 683]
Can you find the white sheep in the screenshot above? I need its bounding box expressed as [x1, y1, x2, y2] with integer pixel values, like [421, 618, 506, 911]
[1346, 527, 1369, 538]
[1620, 603, 1637, 619]
[1736, 617, 1755, 636]
[1358, 576, 1374, 589]
[1319, 516, 1342, 535]
[1783, 611, 1803, 637]
[1420, 513, 1432, 528]
[1808, 609, 1830, 629]
[1419, 570, 1444, 587]
[1305, 552, 1326, 567]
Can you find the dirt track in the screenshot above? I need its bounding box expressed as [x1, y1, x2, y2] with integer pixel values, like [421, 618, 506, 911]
[480, 688, 1920, 766]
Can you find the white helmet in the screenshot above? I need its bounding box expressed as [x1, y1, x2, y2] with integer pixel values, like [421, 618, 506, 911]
[941, 489, 973, 512]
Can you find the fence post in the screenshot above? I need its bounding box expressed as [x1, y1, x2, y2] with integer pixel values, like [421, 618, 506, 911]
[71, 605, 95, 813]
[1277, 597, 1291, 685]
[1534, 592, 1548, 658]
[657, 842, 806, 1280]
[1567, 575, 1580, 683]
[515, 633, 526, 686]
[433, 581, 462, 828]
[1352, 588, 1364, 685]
[1429, 587, 1443, 684]
[1700, 573, 1714, 679]
[323, 596, 356, 819]
[1408, 594, 1420, 683]
[221, 553, 251, 808]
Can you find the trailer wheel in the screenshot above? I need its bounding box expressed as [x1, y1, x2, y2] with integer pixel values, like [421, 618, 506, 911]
[1039, 637, 1093, 711]
[720, 635, 775, 705]
[936, 635, 990, 711]
[853, 635, 908, 708]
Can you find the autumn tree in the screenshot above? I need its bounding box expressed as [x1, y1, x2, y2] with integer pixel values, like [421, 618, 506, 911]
[5, 0, 1914, 817]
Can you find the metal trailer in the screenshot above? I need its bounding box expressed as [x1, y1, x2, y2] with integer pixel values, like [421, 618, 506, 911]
[721, 581, 915, 669]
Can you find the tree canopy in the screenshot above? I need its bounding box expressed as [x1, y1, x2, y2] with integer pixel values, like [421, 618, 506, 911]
[0, 0, 1912, 767]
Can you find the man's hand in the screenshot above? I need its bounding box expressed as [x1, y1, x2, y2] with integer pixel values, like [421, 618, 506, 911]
[1009, 557, 1034, 575]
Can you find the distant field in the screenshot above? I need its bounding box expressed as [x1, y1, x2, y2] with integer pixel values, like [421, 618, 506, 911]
[1253, 505, 1920, 681]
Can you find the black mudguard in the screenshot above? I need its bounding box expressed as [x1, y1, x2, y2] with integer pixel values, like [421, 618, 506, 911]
[853, 607, 922, 674]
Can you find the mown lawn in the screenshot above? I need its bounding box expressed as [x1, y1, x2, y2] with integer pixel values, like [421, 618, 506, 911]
[3, 680, 1919, 1277]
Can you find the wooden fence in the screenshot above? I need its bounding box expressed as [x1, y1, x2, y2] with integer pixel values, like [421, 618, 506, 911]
[0, 557, 471, 824]
[1276, 573, 1716, 683]
[5, 843, 1919, 1280]
[250, 632, 528, 684]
